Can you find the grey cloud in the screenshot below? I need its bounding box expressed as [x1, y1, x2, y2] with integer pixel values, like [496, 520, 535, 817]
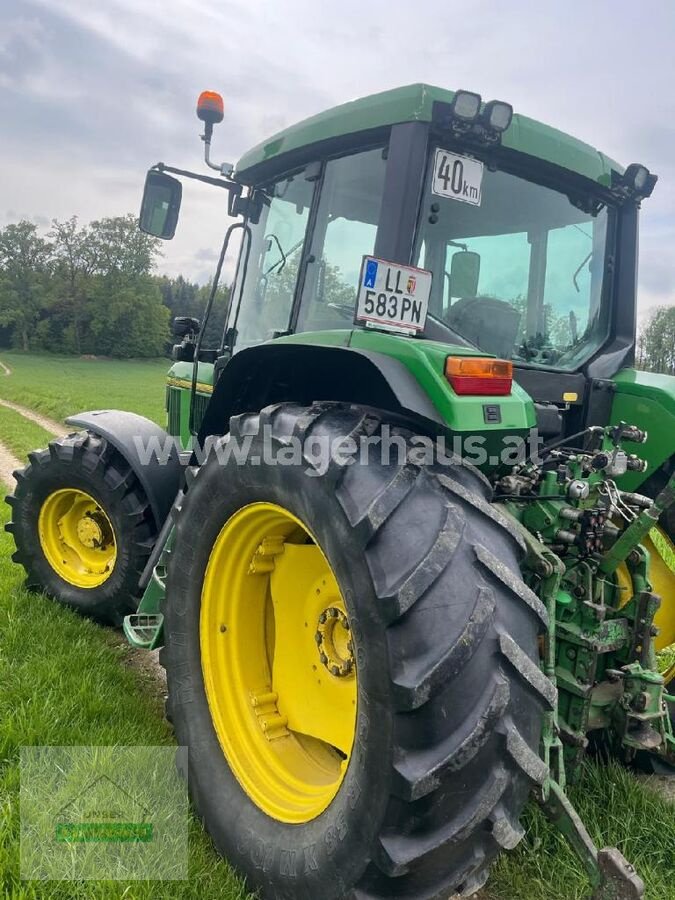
[0, 0, 674, 307]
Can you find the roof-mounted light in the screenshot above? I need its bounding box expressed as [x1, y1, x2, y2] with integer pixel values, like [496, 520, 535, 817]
[451, 90, 482, 123]
[481, 100, 513, 133]
[624, 163, 657, 197]
[611, 162, 658, 201]
[444, 91, 513, 144]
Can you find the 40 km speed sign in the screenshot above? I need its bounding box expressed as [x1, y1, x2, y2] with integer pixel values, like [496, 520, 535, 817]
[355, 256, 432, 336]
[432, 149, 484, 206]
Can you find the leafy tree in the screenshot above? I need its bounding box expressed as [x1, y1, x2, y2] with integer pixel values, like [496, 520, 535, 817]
[0, 213, 225, 358]
[49, 217, 97, 354]
[47, 214, 167, 357]
[155, 275, 230, 350]
[87, 214, 162, 277]
[83, 217, 166, 358]
[87, 274, 169, 358]
[0, 221, 52, 351]
[637, 305, 675, 375]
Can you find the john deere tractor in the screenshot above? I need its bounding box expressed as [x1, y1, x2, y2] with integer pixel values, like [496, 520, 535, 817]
[7, 84, 675, 899]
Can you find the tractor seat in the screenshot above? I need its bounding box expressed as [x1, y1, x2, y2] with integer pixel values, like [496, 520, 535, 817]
[446, 297, 521, 360]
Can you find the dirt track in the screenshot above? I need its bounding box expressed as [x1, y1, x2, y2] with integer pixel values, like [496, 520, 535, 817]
[0, 441, 20, 490]
[0, 397, 69, 436]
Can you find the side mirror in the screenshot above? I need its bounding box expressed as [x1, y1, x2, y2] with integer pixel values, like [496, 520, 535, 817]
[449, 250, 481, 299]
[139, 170, 182, 239]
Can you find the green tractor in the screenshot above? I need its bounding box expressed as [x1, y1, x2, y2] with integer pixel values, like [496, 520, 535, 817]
[7, 84, 675, 899]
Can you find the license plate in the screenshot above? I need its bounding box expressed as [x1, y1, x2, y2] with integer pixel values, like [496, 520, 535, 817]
[354, 256, 432, 336]
[432, 148, 483, 206]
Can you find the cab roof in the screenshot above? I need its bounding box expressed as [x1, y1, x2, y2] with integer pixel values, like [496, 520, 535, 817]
[235, 83, 622, 186]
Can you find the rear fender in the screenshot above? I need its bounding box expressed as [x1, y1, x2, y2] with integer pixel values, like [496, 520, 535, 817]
[197, 342, 446, 444]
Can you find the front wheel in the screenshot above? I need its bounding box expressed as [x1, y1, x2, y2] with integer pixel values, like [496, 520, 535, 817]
[6, 431, 155, 625]
[161, 402, 553, 899]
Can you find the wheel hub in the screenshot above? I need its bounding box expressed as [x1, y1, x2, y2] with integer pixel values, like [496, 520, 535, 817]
[76, 512, 111, 549]
[316, 606, 355, 677]
[38, 488, 117, 588]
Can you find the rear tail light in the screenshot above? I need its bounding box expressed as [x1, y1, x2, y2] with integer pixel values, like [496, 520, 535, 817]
[445, 356, 513, 396]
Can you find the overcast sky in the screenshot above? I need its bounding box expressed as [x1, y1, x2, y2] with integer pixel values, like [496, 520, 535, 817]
[1, 0, 674, 318]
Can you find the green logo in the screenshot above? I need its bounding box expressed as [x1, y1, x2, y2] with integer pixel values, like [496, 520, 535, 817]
[55, 822, 153, 842]
[54, 773, 153, 844]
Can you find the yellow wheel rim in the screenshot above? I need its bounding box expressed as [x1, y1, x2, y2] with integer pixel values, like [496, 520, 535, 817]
[616, 526, 675, 684]
[200, 502, 358, 824]
[38, 488, 117, 589]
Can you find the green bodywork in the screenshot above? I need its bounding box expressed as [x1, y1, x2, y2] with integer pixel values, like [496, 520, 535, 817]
[166, 329, 536, 464]
[277, 328, 535, 434]
[235, 83, 622, 185]
[611, 368, 675, 491]
[166, 359, 214, 449]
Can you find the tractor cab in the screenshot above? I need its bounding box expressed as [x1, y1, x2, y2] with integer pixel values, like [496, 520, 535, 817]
[141, 83, 660, 458]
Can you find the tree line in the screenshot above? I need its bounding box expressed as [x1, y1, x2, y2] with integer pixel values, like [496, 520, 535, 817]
[0, 216, 228, 358]
[636, 305, 675, 376]
[0, 215, 672, 372]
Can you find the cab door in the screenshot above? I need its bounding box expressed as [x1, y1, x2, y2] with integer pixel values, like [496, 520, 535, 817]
[226, 166, 316, 351]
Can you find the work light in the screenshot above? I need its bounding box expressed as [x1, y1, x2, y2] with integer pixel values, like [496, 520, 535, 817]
[451, 90, 482, 123]
[627, 164, 649, 192]
[624, 163, 657, 196]
[612, 162, 658, 199]
[482, 100, 513, 133]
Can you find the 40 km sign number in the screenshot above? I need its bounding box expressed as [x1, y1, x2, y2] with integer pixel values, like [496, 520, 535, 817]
[432, 149, 484, 206]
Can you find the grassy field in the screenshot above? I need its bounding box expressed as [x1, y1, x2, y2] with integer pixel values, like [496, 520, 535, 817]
[0, 352, 674, 899]
[0, 401, 251, 898]
[0, 352, 169, 426]
[0, 504, 252, 900]
[0, 405, 54, 461]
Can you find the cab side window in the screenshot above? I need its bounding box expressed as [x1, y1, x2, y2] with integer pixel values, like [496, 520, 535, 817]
[296, 148, 386, 332]
[231, 170, 314, 350]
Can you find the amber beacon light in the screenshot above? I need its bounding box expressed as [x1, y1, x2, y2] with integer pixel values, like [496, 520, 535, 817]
[197, 90, 225, 125]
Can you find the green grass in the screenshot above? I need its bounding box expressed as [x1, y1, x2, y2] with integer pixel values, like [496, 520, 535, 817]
[0, 404, 54, 462]
[0, 503, 251, 899]
[490, 763, 675, 899]
[0, 352, 169, 426]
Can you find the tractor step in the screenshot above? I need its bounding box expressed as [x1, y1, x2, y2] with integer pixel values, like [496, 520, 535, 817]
[123, 613, 164, 649]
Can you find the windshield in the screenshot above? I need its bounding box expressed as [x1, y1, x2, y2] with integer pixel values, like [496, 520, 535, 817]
[416, 148, 612, 369]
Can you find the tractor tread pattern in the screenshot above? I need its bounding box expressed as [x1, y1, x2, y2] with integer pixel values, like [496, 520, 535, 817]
[6, 430, 155, 624]
[160, 401, 551, 900]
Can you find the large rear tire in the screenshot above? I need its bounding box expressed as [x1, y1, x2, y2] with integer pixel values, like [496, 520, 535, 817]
[5, 431, 155, 625]
[161, 402, 553, 899]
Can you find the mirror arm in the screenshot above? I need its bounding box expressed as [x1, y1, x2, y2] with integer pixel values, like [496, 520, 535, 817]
[153, 162, 240, 194]
[153, 163, 243, 216]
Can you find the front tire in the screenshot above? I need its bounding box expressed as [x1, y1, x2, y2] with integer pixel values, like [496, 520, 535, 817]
[161, 402, 553, 899]
[6, 431, 155, 625]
